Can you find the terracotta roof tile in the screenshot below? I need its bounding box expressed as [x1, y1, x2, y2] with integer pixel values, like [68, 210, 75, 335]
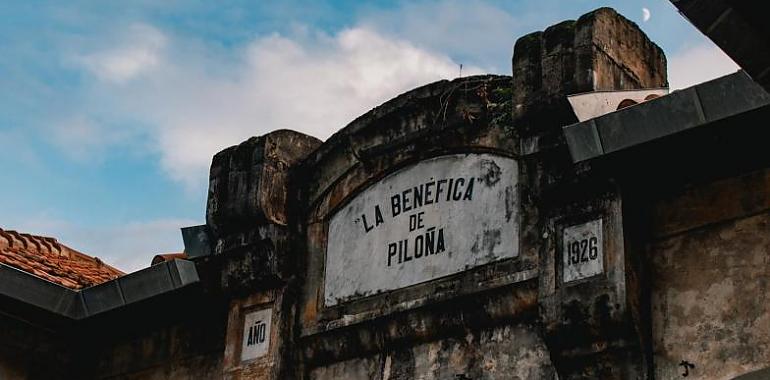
[0, 228, 124, 289]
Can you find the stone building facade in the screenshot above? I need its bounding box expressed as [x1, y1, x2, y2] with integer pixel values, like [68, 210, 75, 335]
[1, 7, 769, 380]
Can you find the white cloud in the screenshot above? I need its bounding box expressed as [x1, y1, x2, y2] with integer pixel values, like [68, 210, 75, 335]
[47, 115, 141, 162]
[668, 43, 740, 90]
[63, 15, 743, 193]
[77, 23, 166, 84]
[16, 217, 196, 273]
[359, 0, 520, 71]
[76, 25, 481, 191]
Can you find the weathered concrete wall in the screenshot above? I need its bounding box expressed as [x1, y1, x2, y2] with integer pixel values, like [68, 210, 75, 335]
[650, 169, 770, 380]
[0, 311, 71, 380]
[222, 290, 293, 380]
[0, 7, 689, 380]
[204, 130, 322, 379]
[288, 6, 667, 380]
[79, 315, 226, 380]
[510, 8, 666, 380]
[299, 280, 543, 377]
[289, 76, 545, 376]
[92, 354, 222, 380]
[297, 74, 525, 338]
[309, 324, 556, 380]
[0, 356, 25, 380]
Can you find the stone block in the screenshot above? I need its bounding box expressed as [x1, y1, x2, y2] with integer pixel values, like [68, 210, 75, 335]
[206, 129, 321, 236]
[512, 31, 543, 107]
[576, 7, 667, 91]
[512, 7, 667, 123]
[219, 226, 288, 294]
[542, 20, 578, 97]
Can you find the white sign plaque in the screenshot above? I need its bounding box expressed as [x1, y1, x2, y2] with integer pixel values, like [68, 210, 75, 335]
[325, 153, 519, 306]
[562, 219, 603, 283]
[241, 308, 272, 361]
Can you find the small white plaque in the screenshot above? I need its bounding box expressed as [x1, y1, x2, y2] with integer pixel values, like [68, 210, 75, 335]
[562, 219, 603, 283]
[241, 308, 272, 361]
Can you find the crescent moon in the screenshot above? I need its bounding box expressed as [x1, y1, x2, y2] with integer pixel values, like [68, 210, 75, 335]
[642, 8, 651, 22]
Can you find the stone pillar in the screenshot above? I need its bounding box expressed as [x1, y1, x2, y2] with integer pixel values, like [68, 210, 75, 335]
[511, 8, 667, 380]
[205, 130, 321, 379]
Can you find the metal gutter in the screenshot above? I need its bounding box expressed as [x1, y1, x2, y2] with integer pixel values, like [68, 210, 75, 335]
[563, 71, 770, 163]
[0, 263, 80, 318]
[0, 259, 199, 320]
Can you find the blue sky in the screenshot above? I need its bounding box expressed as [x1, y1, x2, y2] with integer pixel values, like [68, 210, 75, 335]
[0, 1, 738, 271]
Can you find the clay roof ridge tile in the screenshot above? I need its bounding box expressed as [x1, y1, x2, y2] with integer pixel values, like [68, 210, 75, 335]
[5, 231, 23, 249]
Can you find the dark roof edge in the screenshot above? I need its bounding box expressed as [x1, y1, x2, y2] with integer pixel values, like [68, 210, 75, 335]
[564, 70, 770, 163]
[0, 263, 79, 317]
[0, 259, 199, 321]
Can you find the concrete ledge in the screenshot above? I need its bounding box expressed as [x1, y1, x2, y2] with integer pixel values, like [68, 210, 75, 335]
[596, 86, 704, 153]
[81, 280, 123, 316]
[0, 263, 78, 318]
[696, 70, 770, 120]
[83, 259, 200, 316]
[0, 259, 200, 320]
[564, 71, 770, 162]
[170, 258, 200, 286]
[119, 261, 176, 304]
[563, 120, 603, 162]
